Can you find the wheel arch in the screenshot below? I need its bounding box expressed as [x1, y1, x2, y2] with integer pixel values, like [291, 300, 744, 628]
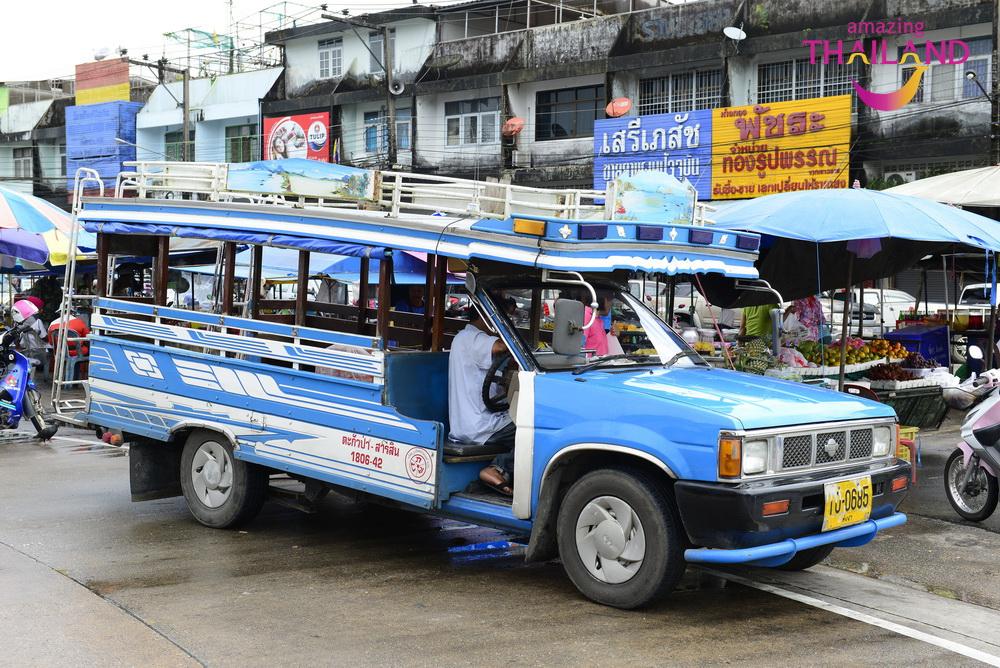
[168, 421, 239, 449]
[524, 444, 677, 563]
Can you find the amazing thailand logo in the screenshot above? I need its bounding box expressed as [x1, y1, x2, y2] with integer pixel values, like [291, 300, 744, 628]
[803, 19, 972, 111]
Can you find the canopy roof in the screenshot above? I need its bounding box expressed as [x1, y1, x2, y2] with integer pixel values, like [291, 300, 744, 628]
[884, 166, 1000, 207]
[78, 198, 760, 279]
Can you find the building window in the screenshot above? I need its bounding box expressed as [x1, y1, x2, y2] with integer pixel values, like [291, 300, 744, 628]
[225, 124, 257, 163]
[363, 109, 413, 153]
[396, 108, 412, 150]
[164, 130, 193, 161]
[445, 98, 500, 146]
[535, 85, 605, 141]
[13, 147, 32, 178]
[318, 38, 343, 79]
[59, 144, 66, 179]
[899, 37, 991, 104]
[757, 59, 859, 106]
[369, 29, 396, 73]
[639, 69, 722, 115]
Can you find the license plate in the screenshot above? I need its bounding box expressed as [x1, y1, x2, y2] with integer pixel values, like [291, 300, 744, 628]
[822, 476, 873, 532]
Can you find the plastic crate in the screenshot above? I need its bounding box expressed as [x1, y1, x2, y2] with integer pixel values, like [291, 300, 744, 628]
[875, 386, 947, 429]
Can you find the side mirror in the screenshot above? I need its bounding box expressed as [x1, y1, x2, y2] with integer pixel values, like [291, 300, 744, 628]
[553, 298, 584, 356]
[969, 345, 984, 360]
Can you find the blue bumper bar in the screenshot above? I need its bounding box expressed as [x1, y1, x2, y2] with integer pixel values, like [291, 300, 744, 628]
[684, 512, 907, 567]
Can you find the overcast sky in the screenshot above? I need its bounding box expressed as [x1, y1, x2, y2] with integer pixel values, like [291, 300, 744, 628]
[5, 0, 435, 81]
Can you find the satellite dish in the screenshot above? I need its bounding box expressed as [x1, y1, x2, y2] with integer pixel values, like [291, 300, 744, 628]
[94, 47, 110, 61]
[389, 80, 405, 96]
[723, 25, 747, 41]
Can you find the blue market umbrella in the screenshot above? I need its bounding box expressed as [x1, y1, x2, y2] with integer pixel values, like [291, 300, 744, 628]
[713, 188, 1000, 302]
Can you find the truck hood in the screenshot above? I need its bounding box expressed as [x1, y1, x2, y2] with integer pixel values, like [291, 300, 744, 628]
[581, 366, 893, 430]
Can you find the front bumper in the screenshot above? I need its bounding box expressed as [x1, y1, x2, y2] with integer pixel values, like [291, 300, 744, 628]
[674, 460, 910, 561]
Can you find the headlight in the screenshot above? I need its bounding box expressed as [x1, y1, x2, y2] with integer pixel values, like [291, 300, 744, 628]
[872, 426, 893, 456]
[743, 439, 769, 475]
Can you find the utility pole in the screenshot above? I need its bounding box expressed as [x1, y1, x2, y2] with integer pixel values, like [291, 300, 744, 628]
[383, 25, 397, 167]
[321, 12, 397, 168]
[142, 58, 190, 161]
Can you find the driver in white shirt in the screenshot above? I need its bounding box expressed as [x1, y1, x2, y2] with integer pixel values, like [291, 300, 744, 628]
[448, 307, 516, 495]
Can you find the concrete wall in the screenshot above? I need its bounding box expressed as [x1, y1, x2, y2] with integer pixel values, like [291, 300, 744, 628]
[36, 141, 63, 192]
[0, 143, 33, 195]
[283, 19, 437, 95]
[414, 86, 502, 173]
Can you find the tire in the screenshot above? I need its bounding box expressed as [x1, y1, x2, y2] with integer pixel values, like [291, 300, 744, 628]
[556, 467, 685, 609]
[776, 545, 834, 571]
[180, 431, 268, 528]
[944, 449, 999, 522]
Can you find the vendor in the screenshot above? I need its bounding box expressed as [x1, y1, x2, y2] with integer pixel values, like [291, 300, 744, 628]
[740, 303, 777, 339]
[783, 295, 828, 342]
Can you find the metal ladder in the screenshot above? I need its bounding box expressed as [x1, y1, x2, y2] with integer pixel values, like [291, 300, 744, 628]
[50, 168, 103, 425]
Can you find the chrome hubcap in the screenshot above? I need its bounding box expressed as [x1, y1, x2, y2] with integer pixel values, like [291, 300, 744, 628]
[191, 441, 233, 508]
[575, 495, 646, 584]
[948, 454, 990, 514]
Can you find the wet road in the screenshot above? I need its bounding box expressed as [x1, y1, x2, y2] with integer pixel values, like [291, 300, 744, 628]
[1, 428, 998, 666]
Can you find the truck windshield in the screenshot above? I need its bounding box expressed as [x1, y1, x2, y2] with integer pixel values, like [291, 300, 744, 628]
[493, 285, 700, 372]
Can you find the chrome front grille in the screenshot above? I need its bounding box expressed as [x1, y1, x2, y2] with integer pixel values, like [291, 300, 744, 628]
[850, 429, 874, 459]
[775, 427, 877, 473]
[815, 431, 846, 464]
[781, 435, 813, 468]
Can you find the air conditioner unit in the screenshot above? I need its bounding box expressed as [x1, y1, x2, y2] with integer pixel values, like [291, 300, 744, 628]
[511, 149, 529, 168]
[883, 171, 917, 187]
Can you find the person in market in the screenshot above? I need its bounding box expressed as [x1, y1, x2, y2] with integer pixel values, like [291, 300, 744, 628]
[18, 296, 51, 381]
[48, 305, 91, 380]
[782, 295, 827, 342]
[393, 285, 426, 314]
[740, 302, 778, 339]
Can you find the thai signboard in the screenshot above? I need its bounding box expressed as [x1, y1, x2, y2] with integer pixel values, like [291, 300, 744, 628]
[710, 95, 852, 199]
[593, 94, 852, 200]
[593, 110, 711, 197]
[263, 112, 330, 162]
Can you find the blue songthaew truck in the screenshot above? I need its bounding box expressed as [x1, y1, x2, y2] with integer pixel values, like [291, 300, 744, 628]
[55, 161, 908, 608]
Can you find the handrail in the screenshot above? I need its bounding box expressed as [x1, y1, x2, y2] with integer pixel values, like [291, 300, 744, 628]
[95, 298, 381, 349]
[110, 160, 715, 226]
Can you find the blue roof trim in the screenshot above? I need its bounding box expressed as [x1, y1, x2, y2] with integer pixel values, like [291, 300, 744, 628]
[78, 199, 759, 278]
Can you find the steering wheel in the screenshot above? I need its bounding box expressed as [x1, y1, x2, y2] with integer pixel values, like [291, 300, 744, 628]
[482, 354, 513, 413]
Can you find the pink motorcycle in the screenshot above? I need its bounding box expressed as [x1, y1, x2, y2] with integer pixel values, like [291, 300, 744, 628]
[944, 346, 1000, 521]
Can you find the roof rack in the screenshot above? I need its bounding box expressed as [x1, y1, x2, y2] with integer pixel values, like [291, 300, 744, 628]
[112, 161, 715, 226]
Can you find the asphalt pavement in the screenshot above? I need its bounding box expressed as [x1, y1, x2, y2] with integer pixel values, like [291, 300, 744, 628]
[0, 421, 999, 666]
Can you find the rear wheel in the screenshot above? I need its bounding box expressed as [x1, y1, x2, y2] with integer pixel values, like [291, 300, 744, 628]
[776, 545, 835, 571]
[180, 431, 267, 528]
[556, 468, 685, 609]
[945, 449, 999, 522]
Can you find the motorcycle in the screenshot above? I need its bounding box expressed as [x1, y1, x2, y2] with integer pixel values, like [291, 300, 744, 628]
[943, 345, 1000, 521]
[0, 299, 58, 440]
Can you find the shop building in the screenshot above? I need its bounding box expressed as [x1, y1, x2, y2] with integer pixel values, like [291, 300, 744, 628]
[135, 67, 283, 164]
[261, 0, 996, 191]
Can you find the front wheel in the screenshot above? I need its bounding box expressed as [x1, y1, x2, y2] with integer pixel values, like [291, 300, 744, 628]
[556, 468, 685, 609]
[945, 449, 999, 522]
[180, 431, 268, 528]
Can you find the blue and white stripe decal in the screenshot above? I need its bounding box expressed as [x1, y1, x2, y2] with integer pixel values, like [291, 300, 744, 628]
[88, 380, 437, 508]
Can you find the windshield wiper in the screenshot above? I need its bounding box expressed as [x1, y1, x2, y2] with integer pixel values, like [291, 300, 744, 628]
[572, 354, 654, 375]
[662, 349, 710, 368]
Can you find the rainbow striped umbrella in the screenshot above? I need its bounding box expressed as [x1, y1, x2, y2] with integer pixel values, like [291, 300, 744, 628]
[0, 187, 96, 266]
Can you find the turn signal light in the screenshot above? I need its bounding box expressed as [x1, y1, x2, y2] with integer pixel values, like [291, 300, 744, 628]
[513, 218, 546, 236]
[891, 475, 908, 492]
[762, 499, 790, 516]
[718, 435, 742, 478]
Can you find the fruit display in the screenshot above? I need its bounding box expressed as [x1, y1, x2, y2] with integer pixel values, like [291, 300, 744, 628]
[735, 338, 775, 375]
[795, 338, 908, 367]
[693, 341, 714, 355]
[867, 363, 918, 381]
[902, 351, 937, 369]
